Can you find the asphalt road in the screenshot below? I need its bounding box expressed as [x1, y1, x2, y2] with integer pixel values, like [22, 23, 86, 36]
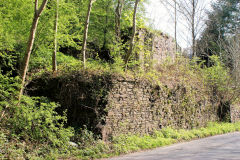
[109, 132, 240, 160]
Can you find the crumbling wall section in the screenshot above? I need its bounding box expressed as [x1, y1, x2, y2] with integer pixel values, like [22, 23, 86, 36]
[102, 76, 218, 140]
[27, 73, 239, 141]
[137, 29, 176, 67]
[231, 104, 240, 122]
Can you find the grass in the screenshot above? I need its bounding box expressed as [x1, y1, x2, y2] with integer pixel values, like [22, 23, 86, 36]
[71, 122, 240, 160]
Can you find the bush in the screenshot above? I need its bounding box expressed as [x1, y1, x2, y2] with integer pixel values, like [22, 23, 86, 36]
[29, 50, 81, 72]
[202, 55, 232, 95]
[0, 69, 20, 124]
[9, 96, 74, 148]
[0, 70, 74, 158]
[72, 127, 99, 149]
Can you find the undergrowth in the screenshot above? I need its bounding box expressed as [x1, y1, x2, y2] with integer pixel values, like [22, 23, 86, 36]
[0, 68, 74, 159]
[72, 122, 240, 160]
[0, 95, 74, 159]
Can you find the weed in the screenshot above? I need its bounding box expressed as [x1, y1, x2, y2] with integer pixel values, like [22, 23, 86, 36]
[73, 122, 240, 159]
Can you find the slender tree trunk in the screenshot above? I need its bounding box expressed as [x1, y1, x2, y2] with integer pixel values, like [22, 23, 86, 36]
[174, 0, 177, 52]
[81, 0, 94, 69]
[124, 0, 140, 66]
[103, 15, 108, 49]
[192, 0, 196, 57]
[103, 1, 111, 49]
[18, 0, 48, 102]
[115, 0, 124, 43]
[52, 0, 59, 73]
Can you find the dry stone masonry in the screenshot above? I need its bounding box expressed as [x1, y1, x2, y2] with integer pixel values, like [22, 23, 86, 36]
[27, 72, 240, 141]
[102, 76, 218, 140]
[231, 104, 240, 122]
[137, 28, 176, 67]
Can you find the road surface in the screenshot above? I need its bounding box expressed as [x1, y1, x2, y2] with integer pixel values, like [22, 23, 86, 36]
[109, 132, 240, 160]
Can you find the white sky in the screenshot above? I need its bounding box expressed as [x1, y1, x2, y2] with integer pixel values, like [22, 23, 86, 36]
[145, 0, 216, 48]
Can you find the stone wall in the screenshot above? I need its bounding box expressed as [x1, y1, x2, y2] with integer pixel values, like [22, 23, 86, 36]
[231, 104, 240, 122]
[27, 72, 231, 141]
[137, 29, 176, 67]
[102, 76, 219, 140]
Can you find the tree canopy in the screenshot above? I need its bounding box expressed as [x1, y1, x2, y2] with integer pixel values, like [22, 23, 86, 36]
[197, 0, 240, 66]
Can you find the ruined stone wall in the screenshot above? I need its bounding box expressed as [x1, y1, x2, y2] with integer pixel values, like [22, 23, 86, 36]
[231, 104, 240, 122]
[102, 76, 218, 140]
[138, 29, 176, 66]
[27, 73, 239, 141]
[152, 33, 176, 64]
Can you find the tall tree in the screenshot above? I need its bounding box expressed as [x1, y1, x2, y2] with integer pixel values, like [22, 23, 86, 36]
[19, 0, 48, 101]
[81, 0, 95, 69]
[225, 34, 240, 82]
[161, 0, 206, 56]
[177, 0, 205, 57]
[197, 0, 240, 65]
[124, 0, 140, 66]
[52, 0, 59, 73]
[115, 0, 124, 43]
[160, 0, 178, 52]
[191, 0, 196, 57]
[174, 0, 177, 52]
[103, 0, 112, 49]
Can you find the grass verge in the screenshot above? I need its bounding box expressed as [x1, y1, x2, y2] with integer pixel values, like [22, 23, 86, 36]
[70, 122, 240, 160]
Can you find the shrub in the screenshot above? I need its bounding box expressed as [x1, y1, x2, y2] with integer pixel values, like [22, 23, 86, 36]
[0, 71, 74, 158]
[72, 127, 99, 149]
[0, 69, 20, 124]
[202, 55, 232, 96]
[9, 96, 74, 148]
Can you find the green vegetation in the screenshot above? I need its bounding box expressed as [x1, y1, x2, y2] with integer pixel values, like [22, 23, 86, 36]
[1, 54, 238, 159]
[71, 122, 240, 160]
[0, 90, 73, 159]
[197, 0, 240, 68]
[1, 51, 239, 159]
[0, 0, 239, 159]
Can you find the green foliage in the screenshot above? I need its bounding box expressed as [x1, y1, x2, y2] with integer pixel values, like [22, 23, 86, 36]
[0, 72, 74, 158]
[0, 96, 74, 158]
[0, 0, 33, 51]
[72, 127, 100, 149]
[10, 96, 73, 147]
[150, 55, 236, 105]
[0, 0, 150, 75]
[0, 51, 18, 73]
[0, 70, 19, 113]
[0, 0, 239, 159]
[203, 56, 230, 90]
[48, 56, 125, 77]
[72, 122, 240, 159]
[30, 51, 81, 72]
[0, 128, 66, 159]
[0, 131, 27, 159]
[202, 55, 234, 102]
[197, 0, 240, 65]
[210, 0, 240, 37]
[89, 0, 115, 47]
